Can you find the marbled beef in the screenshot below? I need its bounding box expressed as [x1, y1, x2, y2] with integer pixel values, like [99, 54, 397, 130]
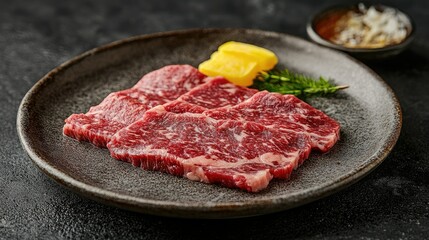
[108, 91, 340, 192]
[63, 65, 207, 147]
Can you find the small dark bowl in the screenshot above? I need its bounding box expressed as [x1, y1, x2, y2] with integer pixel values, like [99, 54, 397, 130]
[306, 4, 415, 60]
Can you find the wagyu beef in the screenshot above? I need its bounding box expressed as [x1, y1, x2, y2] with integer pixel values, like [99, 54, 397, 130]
[108, 104, 312, 192]
[177, 77, 258, 109]
[107, 91, 340, 192]
[204, 91, 340, 152]
[63, 65, 207, 147]
[160, 76, 257, 115]
[64, 63, 341, 192]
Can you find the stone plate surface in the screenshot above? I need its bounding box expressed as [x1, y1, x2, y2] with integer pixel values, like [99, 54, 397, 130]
[17, 29, 401, 218]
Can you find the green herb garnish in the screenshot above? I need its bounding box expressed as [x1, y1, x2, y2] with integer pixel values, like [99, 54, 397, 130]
[251, 69, 348, 98]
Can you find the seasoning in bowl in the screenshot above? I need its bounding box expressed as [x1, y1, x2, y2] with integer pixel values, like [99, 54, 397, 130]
[307, 3, 415, 59]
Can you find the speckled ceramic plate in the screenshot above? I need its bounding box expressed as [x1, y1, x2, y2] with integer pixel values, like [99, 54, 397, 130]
[17, 29, 401, 219]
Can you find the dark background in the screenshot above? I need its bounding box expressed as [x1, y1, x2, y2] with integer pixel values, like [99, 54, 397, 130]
[1, 0, 428, 239]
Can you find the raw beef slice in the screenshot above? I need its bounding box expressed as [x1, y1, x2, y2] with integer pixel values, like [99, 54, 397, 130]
[108, 105, 312, 192]
[107, 91, 340, 192]
[63, 65, 207, 147]
[177, 77, 258, 109]
[204, 91, 340, 152]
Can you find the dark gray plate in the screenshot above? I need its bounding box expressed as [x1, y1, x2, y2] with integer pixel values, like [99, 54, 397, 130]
[17, 29, 401, 219]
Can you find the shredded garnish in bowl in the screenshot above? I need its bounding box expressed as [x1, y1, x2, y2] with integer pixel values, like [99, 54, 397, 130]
[310, 3, 414, 52]
[332, 4, 410, 48]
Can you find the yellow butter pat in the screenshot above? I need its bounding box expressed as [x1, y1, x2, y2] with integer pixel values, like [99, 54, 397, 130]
[218, 41, 278, 71]
[199, 51, 259, 87]
[198, 41, 278, 86]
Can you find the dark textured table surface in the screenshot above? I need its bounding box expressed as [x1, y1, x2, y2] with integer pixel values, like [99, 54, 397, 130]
[1, 0, 428, 239]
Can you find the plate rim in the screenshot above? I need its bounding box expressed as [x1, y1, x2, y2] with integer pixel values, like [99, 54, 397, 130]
[16, 28, 402, 218]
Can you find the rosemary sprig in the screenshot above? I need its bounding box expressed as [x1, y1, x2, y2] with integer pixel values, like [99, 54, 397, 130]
[251, 69, 348, 98]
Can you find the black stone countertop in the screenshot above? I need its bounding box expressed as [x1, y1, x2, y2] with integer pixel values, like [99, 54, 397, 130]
[1, 0, 428, 239]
